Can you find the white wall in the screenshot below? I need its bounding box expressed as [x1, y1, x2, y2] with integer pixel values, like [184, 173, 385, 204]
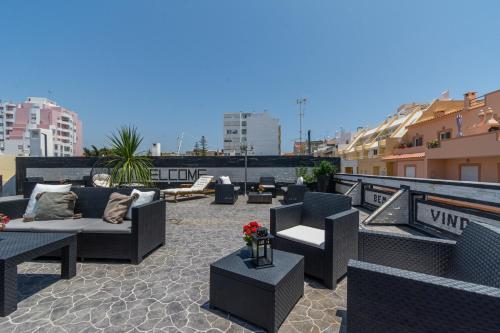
[246, 113, 280, 155]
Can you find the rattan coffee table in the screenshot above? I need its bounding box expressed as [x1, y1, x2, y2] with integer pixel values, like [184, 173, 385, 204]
[0, 232, 77, 316]
[247, 191, 273, 204]
[210, 248, 304, 333]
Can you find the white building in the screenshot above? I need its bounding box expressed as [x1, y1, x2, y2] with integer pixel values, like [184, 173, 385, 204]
[223, 112, 281, 156]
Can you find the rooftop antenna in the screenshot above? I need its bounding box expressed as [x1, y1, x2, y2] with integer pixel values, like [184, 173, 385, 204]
[296, 97, 307, 155]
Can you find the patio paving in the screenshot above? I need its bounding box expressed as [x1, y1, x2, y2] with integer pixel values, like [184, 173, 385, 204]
[0, 195, 349, 333]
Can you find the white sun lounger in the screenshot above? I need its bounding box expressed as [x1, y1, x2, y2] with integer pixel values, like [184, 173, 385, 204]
[161, 175, 214, 201]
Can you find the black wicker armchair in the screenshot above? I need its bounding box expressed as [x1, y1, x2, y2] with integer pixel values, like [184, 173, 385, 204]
[283, 184, 308, 204]
[259, 177, 277, 198]
[347, 222, 500, 333]
[214, 184, 239, 204]
[1, 187, 166, 264]
[270, 192, 359, 289]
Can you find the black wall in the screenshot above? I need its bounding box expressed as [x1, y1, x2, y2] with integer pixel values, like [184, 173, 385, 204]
[16, 156, 339, 194]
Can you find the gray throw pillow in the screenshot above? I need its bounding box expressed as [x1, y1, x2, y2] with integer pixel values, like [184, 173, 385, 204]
[103, 192, 138, 224]
[29, 191, 78, 221]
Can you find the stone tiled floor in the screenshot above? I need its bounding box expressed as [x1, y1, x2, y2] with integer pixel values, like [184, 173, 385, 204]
[0, 195, 349, 333]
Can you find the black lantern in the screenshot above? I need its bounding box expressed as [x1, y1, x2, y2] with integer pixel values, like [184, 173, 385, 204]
[251, 227, 274, 268]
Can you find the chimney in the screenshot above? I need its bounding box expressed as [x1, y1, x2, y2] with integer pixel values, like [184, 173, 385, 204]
[464, 91, 477, 110]
[307, 130, 312, 155]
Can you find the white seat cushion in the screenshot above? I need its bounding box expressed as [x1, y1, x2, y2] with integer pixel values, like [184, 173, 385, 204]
[277, 225, 325, 249]
[220, 176, 231, 184]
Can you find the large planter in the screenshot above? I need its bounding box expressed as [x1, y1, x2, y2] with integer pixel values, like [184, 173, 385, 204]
[316, 175, 330, 193]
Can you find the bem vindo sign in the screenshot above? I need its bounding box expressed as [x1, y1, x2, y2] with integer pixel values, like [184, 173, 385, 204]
[364, 189, 392, 207]
[416, 201, 496, 235]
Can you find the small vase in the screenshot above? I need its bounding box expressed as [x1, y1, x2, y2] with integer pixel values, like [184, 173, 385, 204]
[245, 244, 253, 257]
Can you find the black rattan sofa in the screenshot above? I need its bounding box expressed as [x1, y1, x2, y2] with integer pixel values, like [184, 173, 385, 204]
[270, 192, 359, 289]
[347, 221, 500, 333]
[1, 187, 166, 264]
[283, 184, 308, 204]
[214, 184, 239, 204]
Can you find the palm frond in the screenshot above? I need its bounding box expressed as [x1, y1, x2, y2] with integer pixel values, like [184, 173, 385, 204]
[106, 126, 153, 186]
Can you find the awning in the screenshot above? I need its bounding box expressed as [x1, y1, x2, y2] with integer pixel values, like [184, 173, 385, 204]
[382, 152, 425, 161]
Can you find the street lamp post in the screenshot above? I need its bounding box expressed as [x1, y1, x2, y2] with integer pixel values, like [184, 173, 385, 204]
[240, 144, 253, 196]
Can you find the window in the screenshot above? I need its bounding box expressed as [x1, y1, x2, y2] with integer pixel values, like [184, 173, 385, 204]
[242, 129, 247, 134]
[373, 149, 378, 156]
[232, 130, 238, 134]
[439, 130, 451, 141]
[414, 136, 423, 146]
[242, 121, 247, 126]
[460, 165, 479, 182]
[226, 130, 232, 134]
[405, 165, 416, 178]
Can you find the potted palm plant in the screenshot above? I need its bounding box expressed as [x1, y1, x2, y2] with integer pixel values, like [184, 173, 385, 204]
[106, 126, 153, 187]
[313, 161, 338, 193]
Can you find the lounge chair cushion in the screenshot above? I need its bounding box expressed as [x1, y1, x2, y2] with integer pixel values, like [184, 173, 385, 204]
[25, 183, 72, 216]
[4, 218, 131, 234]
[296, 177, 304, 185]
[125, 189, 155, 220]
[191, 176, 213, 191]
[260, 184, 276, 189]
[277, 225, 325, 249]
[164, 188, 193, 194]
[164, 176, 214, 195]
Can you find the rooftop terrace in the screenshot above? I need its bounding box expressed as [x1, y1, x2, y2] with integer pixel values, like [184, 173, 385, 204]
[0, 196, 351, 333]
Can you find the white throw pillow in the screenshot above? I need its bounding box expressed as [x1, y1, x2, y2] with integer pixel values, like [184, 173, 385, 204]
[296, 177, 304, 185]
[25, 183, 72, 216]
[126, 189, 156, 220]
[220, 176, 231, 184]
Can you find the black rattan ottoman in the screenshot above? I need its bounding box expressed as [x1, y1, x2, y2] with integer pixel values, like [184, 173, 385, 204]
[210, 248, 304, 333]
[247, 192, 273, 204]
[0, 232, 77, 316]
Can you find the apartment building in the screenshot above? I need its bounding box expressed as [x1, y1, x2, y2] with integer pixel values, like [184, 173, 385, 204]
[223, 112, 281, 155]
[385, 90, 500, 182]
[0, 97, 83, 157]
[313, 128, 353, 157]
[338, 102, 429, 175]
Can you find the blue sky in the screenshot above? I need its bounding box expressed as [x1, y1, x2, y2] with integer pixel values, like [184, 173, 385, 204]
[1, 0, 499, 152]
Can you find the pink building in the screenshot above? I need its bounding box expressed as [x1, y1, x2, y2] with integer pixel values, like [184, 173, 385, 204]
[0, 97, 83, 156]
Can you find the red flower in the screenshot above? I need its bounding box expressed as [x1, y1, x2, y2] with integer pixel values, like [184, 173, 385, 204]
[0, 214, 9, 224]
[249, 221, 259, 227]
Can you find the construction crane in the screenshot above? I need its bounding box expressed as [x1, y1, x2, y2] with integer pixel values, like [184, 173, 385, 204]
[176, 132, 184, 155]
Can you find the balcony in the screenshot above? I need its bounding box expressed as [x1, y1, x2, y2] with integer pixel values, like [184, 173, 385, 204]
[392, 145, 426, 156]
[426, 131, 500, 159]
